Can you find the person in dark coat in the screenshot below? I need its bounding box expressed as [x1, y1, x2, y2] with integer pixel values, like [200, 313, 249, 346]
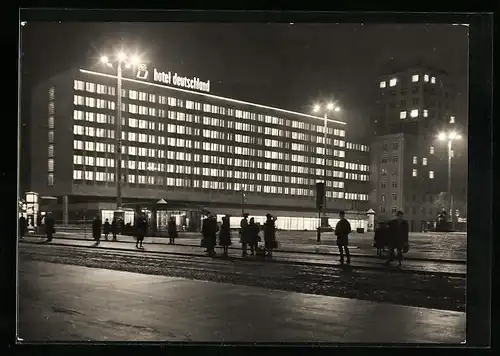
[111, 217, 118, 241]
[247, 218, 260, 256]
[263, 214, 277, 257]
[45, 213, 55, 242]
[218, 215, 232, 257]
[168, 217, 178, 244]
[92, 215, 102, 245]
[385, 211, 409, 266]
[19, 216, 27, 239]
[135, 214, 148, 249]
[240, 213, 250, 257]
[103, 218, 111, 240]
[201, 213, 218, 256]
[335, 211, 352, 264]
[374, 221, 389, 257]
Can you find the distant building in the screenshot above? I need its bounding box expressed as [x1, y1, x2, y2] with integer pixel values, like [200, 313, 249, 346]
[27, 65, 372, 230]
[373, 62, 457, 137]
[370, 62, 467, 231]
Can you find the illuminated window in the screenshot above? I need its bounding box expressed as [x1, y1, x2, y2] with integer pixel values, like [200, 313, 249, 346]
[450, 116, 455, 124]
[423, 109, 428, 117]
[412, 169, 417, 177]
[410, 109, 419, 118]
[429, 171, 434, 179]
[389, 78, 397, 87]
[412, 156, 417, 164]
[431, 76, 436, 84]
[380, 81, 386, 88]
[148, 93, 156, 103]
[73, 95, 85, 106]
[400, 111, 407, 119]
[424, 74, 429, 82]
[430, 146, 435, 155]
[74, 80, 85, 91]
[422, 158, 428, 166]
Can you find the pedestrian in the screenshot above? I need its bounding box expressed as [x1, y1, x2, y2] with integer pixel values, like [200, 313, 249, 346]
[44, 213, 55, 242]
[247, 217, 260, 256]
[19, 215, 27, 239]
[263, 214, 277, 257]
[135, 213, 148, 248]
[374, 221, 389, 257]
[218, 215, 232, 257]
[240, 213, 250, 257]
[201, 213, 218, 256]
[335, 211, 352, 264]
[385, 211, 409, 267]
[92, 215, 102, 245]
[111, 217, 118, 241]
[103, 218, 111, 241]
[168, 216, 178, 244]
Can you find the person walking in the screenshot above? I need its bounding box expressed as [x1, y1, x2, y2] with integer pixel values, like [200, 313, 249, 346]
[44, 213, 55, 242]
[247, 217, 260, 256]
[19, 215, 27, 240]
[263, 214, 277, 257]
[135, 213, 148, 249]
[218, 215, 232, 257]
[92, 215, 102, 246]
[103, 218, 111, 241]
[168, 216, 178, 244]
[201, 213, 218, 256]
[335, 211, 352, 264]
[374, 221, 389, 257]
[111, 217, 118, 241]
[385, 211, 409, 267]
[240, 213, 250, 257]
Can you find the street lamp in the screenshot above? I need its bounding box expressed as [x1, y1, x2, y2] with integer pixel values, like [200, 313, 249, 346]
[312, 102, 341, 241]
[100, 51, 144, 209]
[438, 129, 462, 230]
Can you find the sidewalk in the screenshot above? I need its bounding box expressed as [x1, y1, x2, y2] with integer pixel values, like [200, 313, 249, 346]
[18, 260, 466, 343]
[21, 235, 466, 276]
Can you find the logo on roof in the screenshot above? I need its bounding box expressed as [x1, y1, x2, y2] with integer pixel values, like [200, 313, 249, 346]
[136, 63, 148, 80]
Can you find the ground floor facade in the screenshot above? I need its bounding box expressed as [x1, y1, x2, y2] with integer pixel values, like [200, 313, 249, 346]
[32, 193, 371, 234]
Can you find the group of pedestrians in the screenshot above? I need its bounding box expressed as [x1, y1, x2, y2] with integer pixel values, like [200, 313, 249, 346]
[200, 212, 278, 258]
[373, 211, 410, 266]
[92, 216, 119, 245]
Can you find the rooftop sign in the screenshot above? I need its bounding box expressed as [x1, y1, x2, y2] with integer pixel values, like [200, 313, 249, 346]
[135, 64, 210, 93]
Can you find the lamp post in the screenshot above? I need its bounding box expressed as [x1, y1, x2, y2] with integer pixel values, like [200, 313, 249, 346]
[100, 52, 143, 209]
[312, 102, 340, 242]
[438, 129, 461, 230]
[312, 103, 340, 217]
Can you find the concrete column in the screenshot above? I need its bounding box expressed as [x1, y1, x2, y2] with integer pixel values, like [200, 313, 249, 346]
[62, 195, 69, 226]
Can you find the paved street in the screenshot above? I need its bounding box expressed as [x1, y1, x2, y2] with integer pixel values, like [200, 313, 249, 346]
[18, 260, 466, 343]
[19, 241, 466, 312]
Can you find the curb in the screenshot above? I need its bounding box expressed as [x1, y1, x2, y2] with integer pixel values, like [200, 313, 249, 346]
[25, 233, 466, 265]
[20, 239, 466, 278]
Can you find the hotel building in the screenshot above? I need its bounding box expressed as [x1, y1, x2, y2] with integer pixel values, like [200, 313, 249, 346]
[28, 65, 371, 231]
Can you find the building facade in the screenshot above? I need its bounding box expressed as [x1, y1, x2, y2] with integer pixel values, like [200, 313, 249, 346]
[370, 62, 467, 231]
[28, 66, 371, 230]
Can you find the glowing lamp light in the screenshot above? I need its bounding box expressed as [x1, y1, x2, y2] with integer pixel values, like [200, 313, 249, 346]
[100, 56, 109, 64]
[117, 51, 127, 62]
[449, 131, 457, 140]
[327, 103, 334, 111]
[334, 107, 341, 112]
[130, 55, 141, 66]
[438, 132, 447, 141]
[313, 104, 321, 113]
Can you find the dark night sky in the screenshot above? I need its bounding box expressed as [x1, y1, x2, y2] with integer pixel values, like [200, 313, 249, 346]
[21, 22, 469, 139]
